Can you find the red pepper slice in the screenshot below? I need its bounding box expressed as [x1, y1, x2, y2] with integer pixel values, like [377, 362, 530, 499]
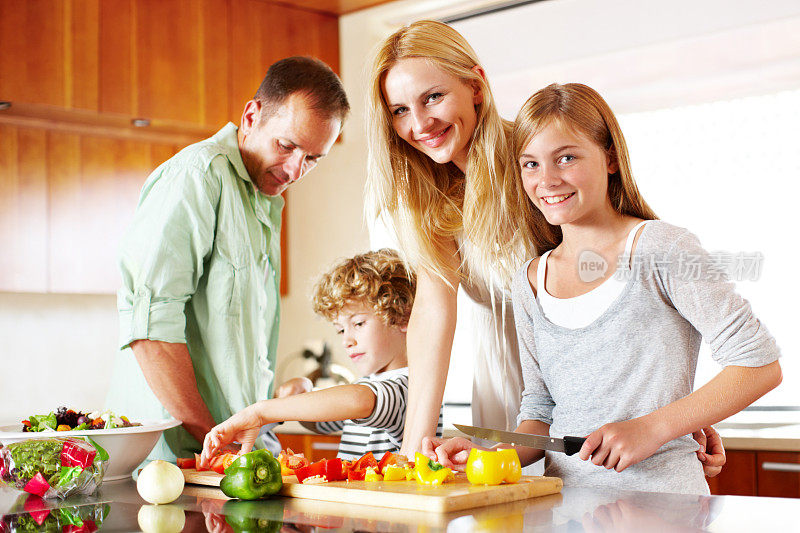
[324, 458, 346, 481]
[61, 438, 97, 469]
[347, 468, 366, 481]
[23, 495, 50, 526]
[352, 452, 377, 472]
[294, 460, 327, 483]
[377, 451, 408, 474]
[23, 472, 51, 498]
[176, 457, 196, 469]
[64, 520, 98, 533]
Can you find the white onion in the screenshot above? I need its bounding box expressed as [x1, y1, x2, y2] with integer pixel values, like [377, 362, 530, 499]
[136, 460, 185, 504]
[137, 504, 185, 533]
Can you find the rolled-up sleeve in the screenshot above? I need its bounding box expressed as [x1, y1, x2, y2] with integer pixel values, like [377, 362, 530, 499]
[512, 268, 555, 427]
[118, 161, 220, 349]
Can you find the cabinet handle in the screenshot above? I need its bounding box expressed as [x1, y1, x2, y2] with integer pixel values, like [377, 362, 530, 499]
[761, 462, 800, 473]
[311, 442, 339, 451]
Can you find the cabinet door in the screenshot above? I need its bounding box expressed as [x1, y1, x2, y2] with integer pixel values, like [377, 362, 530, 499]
[0, 125, 48, 292]
[707, 450, 756, 496]
[228, 1, 339, 123]
[757, 451, 800, 498]
[48, 132, 180, 293]
[0, 0, 99, 110]
[100, 0, 230, 127]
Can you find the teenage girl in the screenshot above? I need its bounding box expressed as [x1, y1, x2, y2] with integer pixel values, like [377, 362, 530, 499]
[430, 83, 781, 494]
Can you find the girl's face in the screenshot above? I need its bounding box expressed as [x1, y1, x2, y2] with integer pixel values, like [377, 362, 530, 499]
[382, 57, 481, 172]
[518, 121, 617, 227]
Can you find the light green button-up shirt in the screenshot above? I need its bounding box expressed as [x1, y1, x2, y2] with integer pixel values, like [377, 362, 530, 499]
[107, 122, 282, 462]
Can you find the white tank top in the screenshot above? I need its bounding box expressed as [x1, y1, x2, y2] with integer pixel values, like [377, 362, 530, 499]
[537, 221, 649, 328]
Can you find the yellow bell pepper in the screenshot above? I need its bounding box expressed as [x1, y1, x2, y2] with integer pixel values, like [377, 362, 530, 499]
[364, 466, 383, 482]
[412, 453, 454, 486]
[382, 464, 409, 481]
[465, 448, 522, 485]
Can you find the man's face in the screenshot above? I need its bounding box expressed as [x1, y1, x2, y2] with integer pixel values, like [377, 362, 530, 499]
[238, 93, 341, 196]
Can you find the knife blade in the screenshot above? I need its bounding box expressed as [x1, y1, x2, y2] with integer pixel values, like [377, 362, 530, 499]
[454, 424, 586, 456]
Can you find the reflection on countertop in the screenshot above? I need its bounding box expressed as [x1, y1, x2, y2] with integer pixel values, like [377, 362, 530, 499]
[2, 476, 800, 532]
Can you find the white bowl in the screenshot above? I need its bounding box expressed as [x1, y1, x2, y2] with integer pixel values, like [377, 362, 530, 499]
[0, 419, 181, 481]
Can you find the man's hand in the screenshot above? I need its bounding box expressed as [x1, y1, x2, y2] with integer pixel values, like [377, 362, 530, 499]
[579, 417, 664, 472]
[274, 377, 313, 399]
[693, 426, 726, 477]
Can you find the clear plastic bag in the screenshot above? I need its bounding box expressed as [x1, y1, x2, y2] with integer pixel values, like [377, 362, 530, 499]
[0, 437, 108, 499]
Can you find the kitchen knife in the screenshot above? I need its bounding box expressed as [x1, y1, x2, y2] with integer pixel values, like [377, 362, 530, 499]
[454, 424, 586, 456]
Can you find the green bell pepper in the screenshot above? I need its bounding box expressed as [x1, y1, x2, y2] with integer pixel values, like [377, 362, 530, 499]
[223, 500, 284, 533]
[220, 450, 282, 500]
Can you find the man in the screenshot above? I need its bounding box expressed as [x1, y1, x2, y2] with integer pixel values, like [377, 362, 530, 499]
[107, 57, 349, 462]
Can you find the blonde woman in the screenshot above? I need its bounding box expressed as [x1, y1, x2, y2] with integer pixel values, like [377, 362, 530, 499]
[366, 21, 725, 476]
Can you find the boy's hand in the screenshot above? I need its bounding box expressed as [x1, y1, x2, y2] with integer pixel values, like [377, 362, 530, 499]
[693, 426, 726, 477]
[423, 436, 476, 470]
[274, 377, 313, 399]
[200, 406, 262, 468]
[579, 417, 663, 472]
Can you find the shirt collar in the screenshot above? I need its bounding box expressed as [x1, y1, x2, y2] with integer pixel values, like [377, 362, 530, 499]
[213, 122, 285, 220]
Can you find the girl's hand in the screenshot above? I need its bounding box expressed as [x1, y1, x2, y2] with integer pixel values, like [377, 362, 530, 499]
[423, 436, 476, 470]
[693, 426, 726, 477]
[579, 418, 663, 472]
[200, 406, 262, 467]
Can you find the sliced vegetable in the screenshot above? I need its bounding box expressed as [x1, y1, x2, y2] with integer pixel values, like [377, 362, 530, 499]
[364, 466, 382, 482]
[220, 450, 282, 500]
[278, 449, 308, 476]
[23, 472, 51, 497]
[465, 448, 522, 486]
[176, 457, 196, 469]
[61, 439, 97, 469]
[382, 464, 412, 481]
[412, 453, 454, 486]
[294, 460, 326, 483]
[377, 451, 408, 474]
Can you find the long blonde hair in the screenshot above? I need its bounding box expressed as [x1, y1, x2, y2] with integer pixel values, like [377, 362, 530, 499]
[511, 83, 658, 254]
[365, 20, 531, 285]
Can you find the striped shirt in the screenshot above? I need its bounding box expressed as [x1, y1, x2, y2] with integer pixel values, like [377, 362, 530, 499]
[314, 367, 443, 461]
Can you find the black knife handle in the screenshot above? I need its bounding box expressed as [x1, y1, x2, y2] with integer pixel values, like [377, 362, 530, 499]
[563, 436, 586, 456]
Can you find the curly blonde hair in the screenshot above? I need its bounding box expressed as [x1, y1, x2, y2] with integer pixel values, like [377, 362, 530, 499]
[312, 249, 416, 327]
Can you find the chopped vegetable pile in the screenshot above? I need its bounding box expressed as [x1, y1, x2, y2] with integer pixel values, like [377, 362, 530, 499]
[21, 407, 140, 432]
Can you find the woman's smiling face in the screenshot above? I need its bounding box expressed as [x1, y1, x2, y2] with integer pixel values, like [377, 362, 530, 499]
[518, 120, 617, 227]
[382, 57, 481, 172]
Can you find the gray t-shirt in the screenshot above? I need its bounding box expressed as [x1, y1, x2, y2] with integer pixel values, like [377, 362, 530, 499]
[512, 221, 780, 494]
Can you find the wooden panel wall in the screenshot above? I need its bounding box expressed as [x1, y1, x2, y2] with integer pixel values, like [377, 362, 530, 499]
[0, 0, 340, 294]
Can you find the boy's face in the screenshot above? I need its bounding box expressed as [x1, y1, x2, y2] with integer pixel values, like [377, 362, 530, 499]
[333, 301, 408, 376]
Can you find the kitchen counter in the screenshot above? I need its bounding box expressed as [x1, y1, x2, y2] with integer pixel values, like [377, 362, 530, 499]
[2, 477, 799, 531]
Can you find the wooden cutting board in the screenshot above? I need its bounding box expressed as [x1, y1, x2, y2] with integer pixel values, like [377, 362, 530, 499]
[182, 469, 562, 513]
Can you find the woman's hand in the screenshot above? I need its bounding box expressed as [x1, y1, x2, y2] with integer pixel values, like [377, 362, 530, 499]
[200, 406, 262, 467]
[693, 426, 726, 477]
[423, 436, 479, 470]
[579, 417, 664, 472]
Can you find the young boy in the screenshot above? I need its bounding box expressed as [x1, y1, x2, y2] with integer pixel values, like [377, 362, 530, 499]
[200, 249, 442, 464]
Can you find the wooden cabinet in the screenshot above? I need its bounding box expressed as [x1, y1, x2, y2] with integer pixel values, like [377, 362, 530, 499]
[1, 0, 339, 127]
[277, 433, 340, 462]
[0, 122, 180, 293]
[708, 450, 800, 497]
[757, 452, 800, 498]
[707, 451, 756, 496]
[0, 0, 336, 294]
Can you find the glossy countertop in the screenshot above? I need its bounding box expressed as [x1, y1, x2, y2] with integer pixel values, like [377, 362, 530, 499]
[2, 476, 799, 532]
